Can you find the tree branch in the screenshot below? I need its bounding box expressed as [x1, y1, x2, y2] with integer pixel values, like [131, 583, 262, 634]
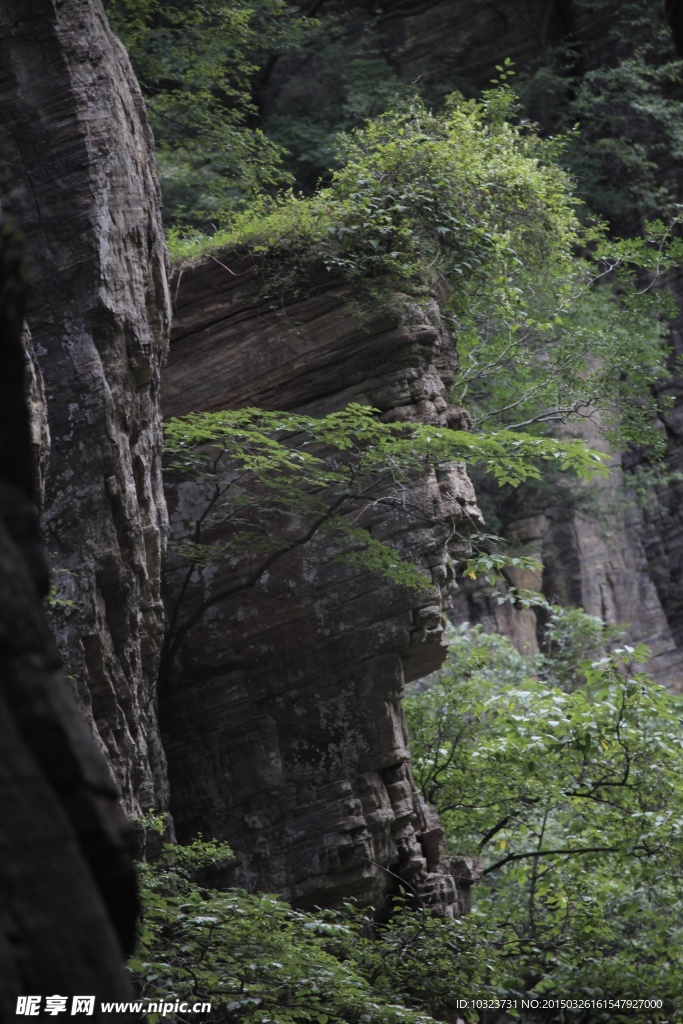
[482, 844, 626, 876]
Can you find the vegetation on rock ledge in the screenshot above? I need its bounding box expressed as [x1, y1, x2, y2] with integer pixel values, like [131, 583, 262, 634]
[166, 94, 682, 452]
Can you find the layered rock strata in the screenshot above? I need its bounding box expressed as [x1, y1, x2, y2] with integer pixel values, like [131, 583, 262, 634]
[161, 257, 482, 909]
[411, 0, 683, 684]
[0, 0, 171, 813]
[380, 0, 683, 685]
[452, 456, 683, 685]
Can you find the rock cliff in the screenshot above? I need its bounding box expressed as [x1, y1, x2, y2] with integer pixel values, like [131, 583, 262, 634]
[161, 257, 481, 910]
[0, 0, 486, 968]
[451, 438, 683, 685]
[0, 0, 172, 814]
[0, 218, 137, 1015]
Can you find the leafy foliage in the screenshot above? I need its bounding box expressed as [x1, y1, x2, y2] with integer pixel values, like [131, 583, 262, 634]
[516, 0, 683, 220]
[112, 7, 683, 1014]
[164, 406, 607, 490]
[107, 0, 309, 224]
[262, 12, 412, 191]
[405, 618, 683, 1019]
[161, 404, 605, 679]
[168, 91, 579, 289]
[129, 834, 518, 1024]
[108, 0, 419, 216]
[135, 615, 683, 1024]
[131, 839, 447, 1024]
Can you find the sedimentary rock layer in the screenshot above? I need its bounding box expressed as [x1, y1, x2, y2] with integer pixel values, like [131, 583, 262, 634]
[452, 448, 683, 685]
[161, 258, 481, 908]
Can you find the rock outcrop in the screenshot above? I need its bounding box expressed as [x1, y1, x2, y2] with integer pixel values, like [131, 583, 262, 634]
[2, 2, 682, 997]
[414, 0, 683, 686]
[161, 258, 482, 909]
[451, 443, 683, 685]
[0, 218, 136, 1016]
[0, 0, 172, 814]
[423, 1, 683, 685]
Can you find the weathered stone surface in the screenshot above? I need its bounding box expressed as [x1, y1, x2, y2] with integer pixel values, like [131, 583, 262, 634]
[387, 0, 576, 86]
[161, 258, 482, 909]
[0, 219, 136, 1016]
[0, 511, 138, 1015]
[452, 457, 683, 684]
[627, 272, 683, 681]
[0, 0, 171, 813]
[450, 411, 683, 684]
[385, 0, 683, 687]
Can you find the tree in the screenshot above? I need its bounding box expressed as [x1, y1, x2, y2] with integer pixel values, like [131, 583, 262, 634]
[160, 406, 603, 684]
[130, 834, 432, 1023]
[108, 0, 683, 451]
[160, 91, 683, 683]
[404, 617, 683, 1020]
[134, 615, 683, 1024]
[516, 0, 683, 222]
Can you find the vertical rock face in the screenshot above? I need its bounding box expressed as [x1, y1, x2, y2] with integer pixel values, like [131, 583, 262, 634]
[386, 0, 575, 81]
[451, 412, 683, 685]
[452, 470, 683, 683]
[0, 0, 171, 813]
[161, 259, 482, 908]
[631, 282, 683, 678]
[0, 219, 136, 1017]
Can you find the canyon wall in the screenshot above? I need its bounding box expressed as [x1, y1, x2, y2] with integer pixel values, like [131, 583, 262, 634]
[0, 0, 172, 814]
[0, 217, 136, 1015]
[0, 0, 487, 956]
[427, 0, 683, 685]
[161, 258, 482, 911]
[450, 439, 683, 684]
[1, 1, 682, 991]
[0, 0, 172, 1002]
[155, 0, 683, 913]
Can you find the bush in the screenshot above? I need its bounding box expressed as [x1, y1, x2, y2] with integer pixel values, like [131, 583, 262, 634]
[405, 616, 683, 1021]
[130, 838, 446, 1024]
[168, 94, 681, 452]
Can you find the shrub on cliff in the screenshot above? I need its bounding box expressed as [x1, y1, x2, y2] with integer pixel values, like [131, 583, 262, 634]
[130, 836, 451, 1024]
[160, 404, 605, 683]
[168, 93, 682, 452]
[107, 0, 308, 223]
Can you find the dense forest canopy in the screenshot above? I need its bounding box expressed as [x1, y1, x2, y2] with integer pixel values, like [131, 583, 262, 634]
[105, 1, 683, 1021]
[108, 0, 683, 223]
